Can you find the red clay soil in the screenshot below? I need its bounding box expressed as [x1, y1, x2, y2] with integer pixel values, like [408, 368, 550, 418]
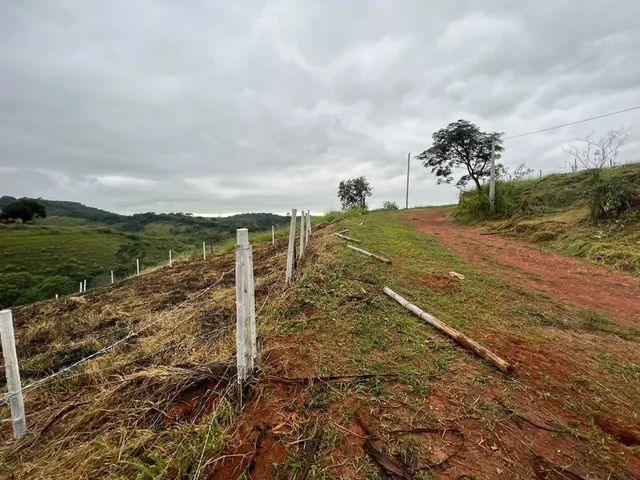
[404, 208, 640, 329]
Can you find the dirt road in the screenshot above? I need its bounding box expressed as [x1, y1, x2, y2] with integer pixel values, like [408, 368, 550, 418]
[404, 208, 640, 329]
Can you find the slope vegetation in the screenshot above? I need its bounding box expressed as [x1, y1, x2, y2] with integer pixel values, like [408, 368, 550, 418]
[455, 163, 640, 274]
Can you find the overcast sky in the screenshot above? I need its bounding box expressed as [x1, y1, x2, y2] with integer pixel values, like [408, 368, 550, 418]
[1, 1, 639, 215]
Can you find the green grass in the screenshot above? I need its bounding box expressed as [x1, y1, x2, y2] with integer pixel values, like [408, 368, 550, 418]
[255, 207, 640, 476]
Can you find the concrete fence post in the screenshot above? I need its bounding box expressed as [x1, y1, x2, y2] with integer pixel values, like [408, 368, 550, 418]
[235, 228, 256, 384]
[271, 225, 275, 245]
[203, 241, 206, 260]
[136, 258, 140, 276]
[285, 209, 297, 283]
[110, 270, 114, 284]
[299, 211, 306, 258]
[79, 282, 82, 293]
[169, 249, 172, 268]
[0, 309, 26, 439]
[83, 279, 87, 293]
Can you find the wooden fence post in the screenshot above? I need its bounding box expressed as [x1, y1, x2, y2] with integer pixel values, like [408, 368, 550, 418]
[286, 209, 297, 283]
[0, 309, 26, 439]
[299, 211, 306, 258]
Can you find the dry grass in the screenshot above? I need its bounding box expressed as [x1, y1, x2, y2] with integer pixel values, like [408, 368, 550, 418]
[0, 236, 289, 479]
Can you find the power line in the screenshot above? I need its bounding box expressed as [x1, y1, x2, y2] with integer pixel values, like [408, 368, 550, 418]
[505, 105, 640, 139]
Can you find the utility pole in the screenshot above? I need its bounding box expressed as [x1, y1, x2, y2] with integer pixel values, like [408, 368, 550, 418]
[405, 152, 410, 209]
[489, 136, 496, 213]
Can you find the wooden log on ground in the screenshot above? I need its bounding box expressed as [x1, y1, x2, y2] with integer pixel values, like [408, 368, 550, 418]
[347, 244, 391, 263]
[335, 229, 349, 235]
[333, 232, 361, 243]
[383, 287, 512, 374]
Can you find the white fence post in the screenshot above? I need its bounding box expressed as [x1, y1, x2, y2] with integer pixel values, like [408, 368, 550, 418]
[235, 228, 256, 384]
[169, 249, 172, 267]
[136, 259, 140, 276]
[285, 209, 297, 283]
[299, 211, 306, 258]
[0, 309, 26, 439]
[55, 294, 58, 299]
[79, 282, 82, 293]
[271, 225, 275, 245]
[305, 210, 311, 244]
[110, 270, 114, 284]
[203, 241, 207, 260]
[244, 235, 256, 370]
[83, 279, 87, 292]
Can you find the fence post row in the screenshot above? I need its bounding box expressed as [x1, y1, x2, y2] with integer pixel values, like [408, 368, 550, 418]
[0, 309, 26, 439]
[285, 208, 297, 284]
[235, 228, 256, 384]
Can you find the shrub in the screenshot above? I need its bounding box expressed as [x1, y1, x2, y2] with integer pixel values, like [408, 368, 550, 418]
[15, 275, 76, 305]
[382, 201, 399, 210]
[454, 181, 521, 220]
[586, 171, 639, 220]
[0, 272, 41, 308]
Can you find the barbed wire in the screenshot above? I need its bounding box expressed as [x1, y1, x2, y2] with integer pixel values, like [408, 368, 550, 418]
[1, 267, 235, 406]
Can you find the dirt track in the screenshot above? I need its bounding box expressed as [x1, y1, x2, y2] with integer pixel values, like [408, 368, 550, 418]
[404, 208, 640, 329]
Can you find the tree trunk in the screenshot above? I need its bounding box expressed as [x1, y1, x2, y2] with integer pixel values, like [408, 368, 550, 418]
[472, 176, 482, 192]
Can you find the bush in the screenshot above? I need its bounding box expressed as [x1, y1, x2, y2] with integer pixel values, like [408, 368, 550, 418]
[0, 272, 41, 308]
[454, 182, 521, 220]
[15, 275, 76, 305]
[586, 171, 639, 220]
[382, 201, 399, 210]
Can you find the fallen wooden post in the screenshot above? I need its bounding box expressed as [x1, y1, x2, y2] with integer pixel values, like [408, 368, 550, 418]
[383, 287, 512, 374]
[335, 228, 349, 235]
[333, 232, 361, 243]
[347, 245, 391, 264]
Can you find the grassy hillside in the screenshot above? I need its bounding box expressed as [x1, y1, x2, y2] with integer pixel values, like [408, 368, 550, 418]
[0, 197, 288, 308]
[1, 210, 637, 478]
[455, 163, 640, 274]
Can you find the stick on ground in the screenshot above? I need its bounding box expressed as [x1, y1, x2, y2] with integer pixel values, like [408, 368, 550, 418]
[384, 287, 512, 374]
[332, 232, 361, 243]
[347, 245, 391, 263]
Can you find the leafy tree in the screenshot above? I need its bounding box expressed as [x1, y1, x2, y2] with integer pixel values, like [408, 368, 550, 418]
[382, 201, 399, 210]
[417, 120, 504, 191]
[338, 176, 373, 210]
[0, 199, 47, 222]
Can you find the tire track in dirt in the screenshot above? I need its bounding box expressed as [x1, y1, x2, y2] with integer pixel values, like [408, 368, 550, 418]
[404, 208, 640, 329]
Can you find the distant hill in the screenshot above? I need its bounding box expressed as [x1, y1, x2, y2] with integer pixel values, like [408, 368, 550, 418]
[0, 196, 286, 234]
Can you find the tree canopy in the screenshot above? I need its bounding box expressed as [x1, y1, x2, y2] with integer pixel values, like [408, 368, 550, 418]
[417, 119, 504, 191]
[338, 176, 373, 210]
[0, 199, 47, 222]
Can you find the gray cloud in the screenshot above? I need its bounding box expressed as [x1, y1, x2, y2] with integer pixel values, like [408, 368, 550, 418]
[1, 0, 639, 214]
